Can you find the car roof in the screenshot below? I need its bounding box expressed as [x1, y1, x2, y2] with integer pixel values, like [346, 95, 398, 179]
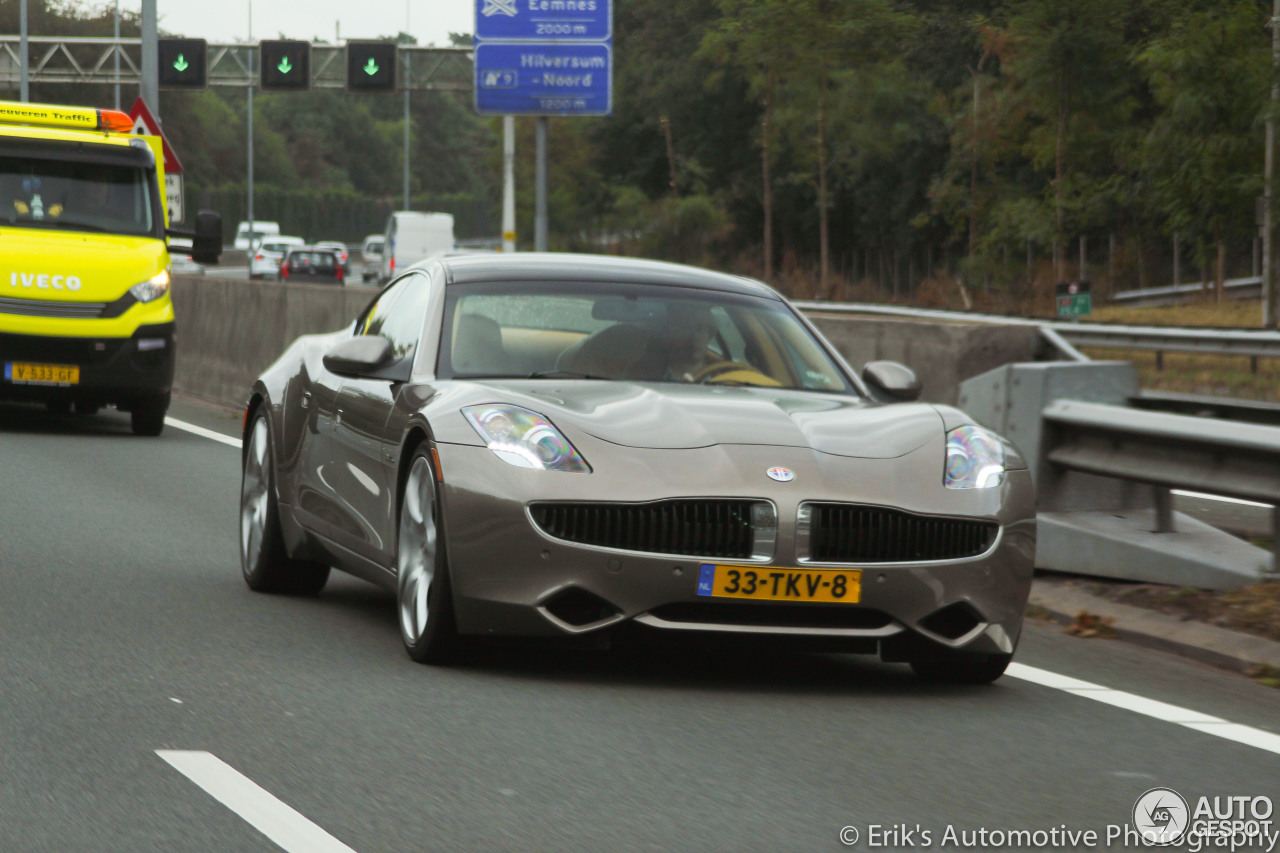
[436, 253, 779, 299]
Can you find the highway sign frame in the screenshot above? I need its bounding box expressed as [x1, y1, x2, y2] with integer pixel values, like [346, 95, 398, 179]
[157, 38, 208, 90]
[475, 0, 612, 42]
[474, 42, 611, 116]
[260, 40, 311, 91]
[473, 0, 613, 117]
[346, 42, 398, 92]
[1055, 280, 1093, 319]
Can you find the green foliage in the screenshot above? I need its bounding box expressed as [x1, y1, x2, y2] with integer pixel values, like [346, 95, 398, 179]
[1137, 0, 1267, 245]
[10, 0, 1279, 297]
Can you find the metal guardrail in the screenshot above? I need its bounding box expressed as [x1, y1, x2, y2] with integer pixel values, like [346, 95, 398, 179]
[794, 300, 1280, 360]
[1042, 399, 1280, 571]
[1131, 390, 1280, 426]
[1111, 275, 1261, 307]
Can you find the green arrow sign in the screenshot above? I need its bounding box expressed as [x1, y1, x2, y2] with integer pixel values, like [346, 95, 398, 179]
[277, 56, 293, 74]
[173, 54, 189, 72]
[363, 57, 380, 76]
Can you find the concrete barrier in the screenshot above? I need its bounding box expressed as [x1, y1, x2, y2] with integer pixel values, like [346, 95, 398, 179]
[806, 313, 1043, 404]
[169, 278, 1045, 409]
[171, 274, 374, 409]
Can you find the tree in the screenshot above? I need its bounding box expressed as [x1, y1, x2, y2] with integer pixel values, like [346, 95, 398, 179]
[1138, 0, 1268, 300]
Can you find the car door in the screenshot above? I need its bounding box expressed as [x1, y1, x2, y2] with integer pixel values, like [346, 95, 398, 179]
[327, 272, 431, 565]
[289, 328, 349, 541]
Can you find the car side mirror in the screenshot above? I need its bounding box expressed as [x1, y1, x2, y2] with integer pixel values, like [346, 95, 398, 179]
[191, 211, 222, 265]
[323, 335, 394, 377]
[862, 360, 922, 401]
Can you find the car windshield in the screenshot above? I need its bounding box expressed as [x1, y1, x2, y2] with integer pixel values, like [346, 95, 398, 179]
[0, 155, 154, 236]
[438, 280, 853, 393]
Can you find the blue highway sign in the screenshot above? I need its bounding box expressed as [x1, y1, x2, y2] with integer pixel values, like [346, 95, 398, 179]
[476, 0, 611, 42]
[474, 43, 611, 116]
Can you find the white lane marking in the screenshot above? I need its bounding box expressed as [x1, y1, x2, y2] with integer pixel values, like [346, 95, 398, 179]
[1172, 489, 1272, 509]
[157, 750, 359, 853]
[165, 416, 241, 448]
[1007, 664, 1280, 756]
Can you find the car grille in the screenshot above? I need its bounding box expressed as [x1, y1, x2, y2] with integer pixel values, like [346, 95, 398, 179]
[530, 499, 761, 559]
[0, 295, 107, 318]
[802, 503, 997, 563]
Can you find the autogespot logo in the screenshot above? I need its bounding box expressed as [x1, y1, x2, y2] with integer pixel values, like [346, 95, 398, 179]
[1134, 787, 1190, 845]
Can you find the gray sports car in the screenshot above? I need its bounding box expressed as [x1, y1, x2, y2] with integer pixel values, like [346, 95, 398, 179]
[239, 254, 1036, 682]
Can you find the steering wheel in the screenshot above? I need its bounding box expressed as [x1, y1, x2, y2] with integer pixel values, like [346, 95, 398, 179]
[690, 360, 772, 384]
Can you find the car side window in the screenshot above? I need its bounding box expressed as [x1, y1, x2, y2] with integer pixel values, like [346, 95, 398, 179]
[376, 274, 430, 361]
[357, 273, 428, 363]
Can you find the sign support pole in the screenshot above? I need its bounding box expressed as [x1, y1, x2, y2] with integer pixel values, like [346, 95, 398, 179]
[403, 87, 411, 210]
[502, 116, 516, 252]
[1266, 2, 1279, 327]
[247, 6, 254, 248]
[535, 116, 548, 252]
[113, 0, 121, 110]
[140, 0, 158, 118]
[19, 0, 28, 102]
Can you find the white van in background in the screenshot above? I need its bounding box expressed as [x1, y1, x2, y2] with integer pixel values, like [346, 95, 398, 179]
[380, 212, 454, 283]
[233, 220, 281, 251]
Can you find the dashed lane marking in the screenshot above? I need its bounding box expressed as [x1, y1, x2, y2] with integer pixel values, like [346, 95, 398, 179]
[1007, 663, 1280, 756]
[157, 750, 359, 853]
[165, 416, 240, 448]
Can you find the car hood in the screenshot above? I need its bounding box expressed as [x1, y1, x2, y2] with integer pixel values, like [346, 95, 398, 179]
[0, 228, 166, 301]
[467, 381, 943, 459]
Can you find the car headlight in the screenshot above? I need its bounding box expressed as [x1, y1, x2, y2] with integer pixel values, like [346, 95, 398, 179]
[130, 269, 171, 303]
[945, 425, 1005, 489]
[463, 405, 591, 473]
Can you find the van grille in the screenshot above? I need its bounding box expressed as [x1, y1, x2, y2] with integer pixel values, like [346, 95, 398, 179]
[0, 296, 107, 318]
[530, 500, 760, 559]
[803, 503, 997, 563]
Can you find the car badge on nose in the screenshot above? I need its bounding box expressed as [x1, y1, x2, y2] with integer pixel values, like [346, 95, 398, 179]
[766, 466, 794, 482]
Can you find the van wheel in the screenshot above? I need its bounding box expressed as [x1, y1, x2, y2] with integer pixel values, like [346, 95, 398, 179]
[131, 393, 168, 436]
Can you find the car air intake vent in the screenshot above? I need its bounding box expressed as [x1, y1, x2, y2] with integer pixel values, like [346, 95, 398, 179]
[531, 500, 762, 559]
[0, 296, 107, 318]
[803, 503, 997, 563]
[919, 602, 985, 640]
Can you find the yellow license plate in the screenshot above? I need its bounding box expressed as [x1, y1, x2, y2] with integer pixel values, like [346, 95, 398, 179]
[5, 362, 80, 385]
[697, 564, 861, 603]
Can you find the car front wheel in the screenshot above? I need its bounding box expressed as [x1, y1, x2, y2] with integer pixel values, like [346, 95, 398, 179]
[130, 393, 168, 436]
[240, 412, 330, 595]
[396, 447, 459, 664]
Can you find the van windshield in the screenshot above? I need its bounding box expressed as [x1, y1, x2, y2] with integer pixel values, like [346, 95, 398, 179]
[0, 155, 155, 236]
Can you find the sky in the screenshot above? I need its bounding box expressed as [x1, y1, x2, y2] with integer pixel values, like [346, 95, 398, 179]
[148, 0, 474, 47]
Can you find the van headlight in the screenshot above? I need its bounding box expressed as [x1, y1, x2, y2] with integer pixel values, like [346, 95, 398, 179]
[130, 269, 171, 303]
[944, 425, 1005, 489]
[463, 405, 591, 473]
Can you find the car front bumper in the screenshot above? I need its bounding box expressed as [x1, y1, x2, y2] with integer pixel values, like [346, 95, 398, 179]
[435, 439, 1036, 658]
[0, 322, 175, 404]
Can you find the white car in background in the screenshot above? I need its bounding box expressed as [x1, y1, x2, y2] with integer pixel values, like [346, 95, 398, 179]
[249, 236, 305, 279]
[233, 220, 281, 251]
[360, 234, 384, 282]
[315, 241, 351, 274]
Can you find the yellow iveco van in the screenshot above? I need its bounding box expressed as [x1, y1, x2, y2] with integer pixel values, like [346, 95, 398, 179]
[0, 100, 220, 435]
